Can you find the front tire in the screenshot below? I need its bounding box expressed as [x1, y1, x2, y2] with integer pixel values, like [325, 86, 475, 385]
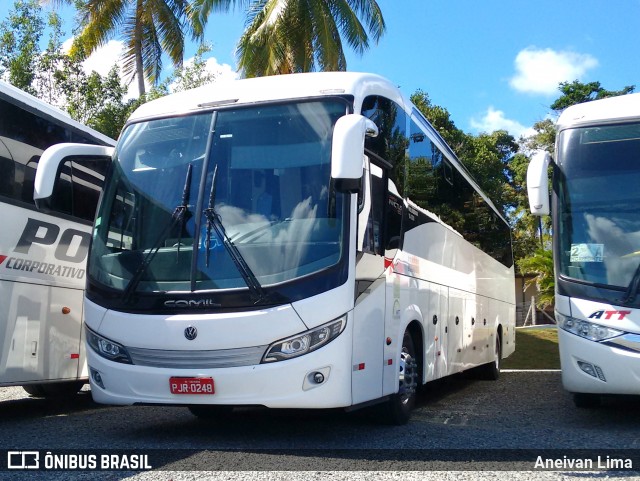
[383, 330, 418, 425]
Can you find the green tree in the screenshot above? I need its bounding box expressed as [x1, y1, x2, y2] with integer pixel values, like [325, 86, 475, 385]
[522, 118, 556, 154]
[73, 0, 199, 95]
[509, 151, 546, 262]
[517, 248, 554, 308]
[410, 89, 465, 152]
[551, 80, 635, 113]
[33, 10, 67, 105]
[162, 42, 218, 92]
[0, 0, 135, 138]
[464, 130, 518, 212]
[0, 0, 44, 93]
[410, 88, 541, 267]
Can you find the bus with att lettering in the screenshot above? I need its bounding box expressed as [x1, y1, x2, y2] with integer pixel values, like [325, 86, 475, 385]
[35, 72, 515, 423]
[527, 93, 640, 407]
[0, 80, 114, 397]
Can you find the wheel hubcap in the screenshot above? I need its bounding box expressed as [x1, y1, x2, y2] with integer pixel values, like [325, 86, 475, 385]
[398, 350, 418, 402]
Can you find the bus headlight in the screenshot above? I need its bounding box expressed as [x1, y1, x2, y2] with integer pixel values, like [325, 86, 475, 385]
[86, 326, 133, 364]
[557, 313, 624, 342]
[262, 316, 347, 363]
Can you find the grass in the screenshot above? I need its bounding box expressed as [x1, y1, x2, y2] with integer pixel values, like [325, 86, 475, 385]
[502, 326, 560, 370]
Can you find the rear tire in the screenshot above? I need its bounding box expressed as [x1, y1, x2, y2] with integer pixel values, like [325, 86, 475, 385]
[23, 382, 85, 398]
[477, 335, 501, 381]
[383, 330, 418, 425]
[22, 384, 46, 397]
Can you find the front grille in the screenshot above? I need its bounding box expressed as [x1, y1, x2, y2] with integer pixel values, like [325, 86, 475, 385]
[127, 345, 268, 369]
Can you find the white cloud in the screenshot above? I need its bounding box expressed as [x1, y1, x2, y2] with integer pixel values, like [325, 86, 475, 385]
[202, 57, 238, 83]
[61, 38, 237, 98]
[166, 55, 238, 93]
[470, 106, 534, 139]
[509, 47, 598, 95]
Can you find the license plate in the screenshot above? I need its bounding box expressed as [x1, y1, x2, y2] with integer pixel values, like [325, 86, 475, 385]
[169, 377, 215, 395]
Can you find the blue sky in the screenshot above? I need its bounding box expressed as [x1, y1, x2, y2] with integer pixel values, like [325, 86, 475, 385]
[2, 0, 639, 139]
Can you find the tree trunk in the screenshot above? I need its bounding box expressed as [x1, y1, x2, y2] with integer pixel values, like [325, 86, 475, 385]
[135, 0, 145, 96]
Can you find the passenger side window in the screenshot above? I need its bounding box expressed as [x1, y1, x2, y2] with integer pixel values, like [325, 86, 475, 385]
[50, 158, 108, 222]
[0, 96, 108, 221]
[360, 163, 386, 256]
[361, 95, 408, 197]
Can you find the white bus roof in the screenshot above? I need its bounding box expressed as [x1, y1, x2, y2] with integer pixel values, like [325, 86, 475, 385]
[128, 72, 406, 122]
[0, 79, 115, 146]
[557, 92, 640, 130]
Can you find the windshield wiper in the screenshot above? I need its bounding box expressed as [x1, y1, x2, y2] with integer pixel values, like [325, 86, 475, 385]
[619, 261, 640, 306]
[123, 163, 193, 302]
[203, 164, 268, 304]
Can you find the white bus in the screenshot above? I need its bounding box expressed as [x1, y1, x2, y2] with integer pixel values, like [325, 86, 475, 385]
[35, 72, 515, 423]
[528, 93, 640, 408]
[0, 80, 115, 398]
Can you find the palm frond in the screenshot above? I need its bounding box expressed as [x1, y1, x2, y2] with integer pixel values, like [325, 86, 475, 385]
[237, 0, 385, 76]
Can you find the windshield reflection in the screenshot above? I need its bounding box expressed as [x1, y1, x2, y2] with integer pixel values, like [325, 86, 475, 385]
[557, 123, 640, 289]
[89, 100, 347, 295]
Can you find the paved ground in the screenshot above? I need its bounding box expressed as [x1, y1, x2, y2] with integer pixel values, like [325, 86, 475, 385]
[1, 371, 639, 480]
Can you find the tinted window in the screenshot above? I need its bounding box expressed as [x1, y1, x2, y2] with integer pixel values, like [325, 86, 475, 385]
[361, 96, 408, 196]
[406, 117, 442, 216]
[406, 115, 513, 267]
[50, 158, 108, 222]
[0, 96, 107, 220]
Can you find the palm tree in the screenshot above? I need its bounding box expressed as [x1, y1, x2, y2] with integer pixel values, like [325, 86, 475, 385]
[73, 0, 199, 95]
[190, 0, 385, 77]
[518, 248, 555, 308]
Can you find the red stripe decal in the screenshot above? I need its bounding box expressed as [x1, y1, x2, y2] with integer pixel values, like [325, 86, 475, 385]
[0, 255, 6, 265]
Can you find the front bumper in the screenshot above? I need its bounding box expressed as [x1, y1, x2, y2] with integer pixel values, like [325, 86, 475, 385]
[86, 323, 353, 408]
[559, 328, 640, 395]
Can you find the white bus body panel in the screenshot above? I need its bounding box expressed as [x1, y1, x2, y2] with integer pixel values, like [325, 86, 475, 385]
[557, 294, 640, 395]
[396, 212, 516, 377]
[352, 278, 386, 404]
[0, 205, 88, 385]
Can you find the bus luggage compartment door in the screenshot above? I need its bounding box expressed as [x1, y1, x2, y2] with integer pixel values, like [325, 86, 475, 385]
[0, 281, 83, 384]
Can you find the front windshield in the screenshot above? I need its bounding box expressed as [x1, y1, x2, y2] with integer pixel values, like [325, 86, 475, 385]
[89, 100, 347, 297]
[556, 122, 640, 289]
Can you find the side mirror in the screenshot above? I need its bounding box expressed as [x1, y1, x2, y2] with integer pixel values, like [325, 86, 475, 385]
[331, 114, 378, 193]
[527, 151, 552, 216]
[34, 143, 114, 211]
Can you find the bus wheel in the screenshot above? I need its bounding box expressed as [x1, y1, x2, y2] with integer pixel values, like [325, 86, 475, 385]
[384, 330, 418, 425]
[23, 382, 84, 398]
[188, 405, 234, 420]
[478, 335, 501, 381]
[22, 384, 46, 397]
[573, 393, 602, 408]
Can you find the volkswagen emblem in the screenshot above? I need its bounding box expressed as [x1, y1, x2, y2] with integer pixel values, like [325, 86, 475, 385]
[184, 326, 198, 340]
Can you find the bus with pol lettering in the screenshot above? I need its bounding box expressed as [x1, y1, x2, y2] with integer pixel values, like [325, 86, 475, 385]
[0, 80, 114, 397]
